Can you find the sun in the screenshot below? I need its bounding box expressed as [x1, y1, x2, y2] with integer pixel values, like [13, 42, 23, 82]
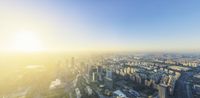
[10, 31, 45, 52]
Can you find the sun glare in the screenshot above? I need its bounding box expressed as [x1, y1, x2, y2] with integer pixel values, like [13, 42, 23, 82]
[10, 31, 45, 52]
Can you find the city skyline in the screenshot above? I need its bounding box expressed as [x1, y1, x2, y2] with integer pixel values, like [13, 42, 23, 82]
[0, 0, 200, 53]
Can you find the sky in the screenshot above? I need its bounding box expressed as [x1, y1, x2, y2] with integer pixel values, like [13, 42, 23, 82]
[0, 0, 200, 53]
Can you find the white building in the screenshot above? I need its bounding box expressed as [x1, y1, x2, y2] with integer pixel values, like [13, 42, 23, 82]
[113, 90, 127, 98]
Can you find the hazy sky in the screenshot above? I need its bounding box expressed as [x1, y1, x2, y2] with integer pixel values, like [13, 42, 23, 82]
[0, 0, 200, 52]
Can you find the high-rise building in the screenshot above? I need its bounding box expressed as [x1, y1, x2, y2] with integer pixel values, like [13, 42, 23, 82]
[65, 59, 69, 68]
[186, 82, 193, 98]
[92, 72, 97, 82]
[106, 69, 112, 79]
[96, 66, 103, 81]
[98, 73, 103, 81]
[104, 77, 113, 89]
[88, 66, 97, 80]
[97, 66, 102, 74]
[87, 64, 90, 77]
[71, 57, 75, 67]
[159, 84, 168, 98]
[75, 88, 82, 98]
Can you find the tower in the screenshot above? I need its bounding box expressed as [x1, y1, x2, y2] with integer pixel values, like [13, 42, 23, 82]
[159, 84, 168, 98]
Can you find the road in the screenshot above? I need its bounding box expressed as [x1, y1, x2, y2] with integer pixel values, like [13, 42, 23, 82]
[174, 67, 200, 98]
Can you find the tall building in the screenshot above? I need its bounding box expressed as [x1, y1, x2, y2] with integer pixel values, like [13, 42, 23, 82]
[97, 66, 103, 81]
[65, 59, 69, 68]
[75, 88, 82, 98]
[186, 82, 193, 98]
[87, 64, 90, 77]
[104, 77, 113, 89]
[71, 57, 75, 67]
[106, 69, 112, 79]
[98, 73, 103, 81]
[159, 84, 168, 98]
[92, 72, 98, 82]
[97, 66, 103, 74]
[88, 66, 97, 80]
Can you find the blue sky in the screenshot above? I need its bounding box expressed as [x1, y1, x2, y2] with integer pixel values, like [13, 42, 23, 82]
[0, 0, 200, 52]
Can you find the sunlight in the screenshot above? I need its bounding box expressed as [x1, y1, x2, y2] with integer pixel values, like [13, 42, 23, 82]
[10, 31, 45, 52]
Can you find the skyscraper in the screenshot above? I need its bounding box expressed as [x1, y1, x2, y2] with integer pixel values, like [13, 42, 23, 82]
[97, 66, 103, 81]
[92, 72, 97, 82]
[71, 57, 74, 67]
[104, 77, 113, 89]
[97, 66, 102, 74]
[106, 69, 112, 79]
[159, 84, 168, 98]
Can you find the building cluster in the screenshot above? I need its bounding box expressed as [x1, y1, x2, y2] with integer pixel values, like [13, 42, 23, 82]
[73, 74, 99, 98]
[52, 54, 200, 98]
[114, 63, 180, 98]
[2, 54, 200, 98]
[87, 54, 186, 98]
